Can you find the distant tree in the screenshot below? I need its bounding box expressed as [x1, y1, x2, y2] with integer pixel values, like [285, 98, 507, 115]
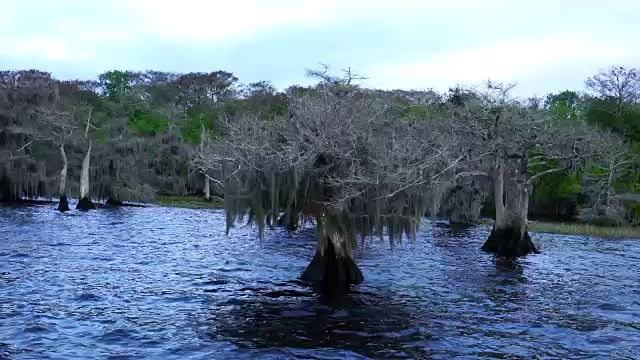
[75, 106, 95, 210]
[545, 90, 585, 121]
[40, 104, 76, 212]
[175, 71, 238, 144]
[583, 66, 640, 140]
[98, 70, 134, 102]
[451, 81, 605, 257]
[305, 63, 368, 88]
[585, 66, 640, 116]
[578, 131, 639, 225]
[0, 70, 60, 202]
[237, 81, 289, 119]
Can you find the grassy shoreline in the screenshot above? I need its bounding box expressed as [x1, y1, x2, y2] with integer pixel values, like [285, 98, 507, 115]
[153, 195, 223, 209]
[528, 221, 640, 238]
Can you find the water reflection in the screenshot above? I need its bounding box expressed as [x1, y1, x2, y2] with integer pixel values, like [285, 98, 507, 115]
[493, 258, 526, 284]
[206, 286, 429, 358]
[482, 259, 529, 314]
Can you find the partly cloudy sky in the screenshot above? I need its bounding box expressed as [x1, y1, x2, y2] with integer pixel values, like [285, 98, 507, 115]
[2, 0, 639, 96]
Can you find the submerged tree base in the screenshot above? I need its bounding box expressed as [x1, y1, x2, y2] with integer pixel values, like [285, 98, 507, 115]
[277, 212, 299, 231]
[57, 195, 70, 212]
[300, 239, 364, 293]
[76, 196, 96, 210]
[106, 197, 123, 206]
[481, 226, 540, 257]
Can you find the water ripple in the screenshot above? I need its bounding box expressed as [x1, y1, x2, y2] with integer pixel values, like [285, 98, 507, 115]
[1, 205, 639, 359]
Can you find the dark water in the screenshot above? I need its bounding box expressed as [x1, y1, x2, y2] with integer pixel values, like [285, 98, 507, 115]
[1, 204, 639, 359]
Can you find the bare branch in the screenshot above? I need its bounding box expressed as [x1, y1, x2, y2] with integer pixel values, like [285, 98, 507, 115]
[527, 167, 568, 184]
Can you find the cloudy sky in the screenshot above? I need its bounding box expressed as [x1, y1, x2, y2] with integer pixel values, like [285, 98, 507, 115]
[2, 0, 639, 96]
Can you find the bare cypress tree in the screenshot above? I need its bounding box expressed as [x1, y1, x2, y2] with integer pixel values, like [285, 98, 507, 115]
[76, 107, 95, 210]
[200, 124, 211, 201]
[450, 81, 605, 257]
[577, 131, 637, 225]
[40, 107, 76, 212]
[201, 84, 463, 292]
[585, 66, 640, 118]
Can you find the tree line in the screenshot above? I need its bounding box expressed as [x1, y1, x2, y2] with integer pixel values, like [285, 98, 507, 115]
[1, 65, 639, 227]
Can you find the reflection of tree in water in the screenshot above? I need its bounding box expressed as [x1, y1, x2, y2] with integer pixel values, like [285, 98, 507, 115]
[482, 258, 528, 311]
[432, 221, 475, 237]
[205, 287, 434, 358]
[429, 221, 488, 251]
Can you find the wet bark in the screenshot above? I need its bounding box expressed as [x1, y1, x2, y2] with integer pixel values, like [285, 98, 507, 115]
[277, 211, 299, 231]
[105, 198, 144, 207]
[0, 185, 14, 203]
[76, 196, 95, 210]
[57, 144, 70, 212]
[300, 234, 364, 294]
[106, 198, 123, 206]
[76, 141, 94, 210]
[481, 157, 539, 257]
[482, 226, 539, 257]
[57, 195, 70, 212]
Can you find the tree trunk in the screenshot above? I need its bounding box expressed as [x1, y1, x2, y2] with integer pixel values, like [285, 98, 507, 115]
[76, 141, 95, 210]
[300, 224, 363, 293]
[277, 210, 299, 231]
[444, 182, 487, 225]
[106, 198, 123, 206]
[482, 159, 539, 257]
[200, 124, 212, 202]
[203, 175, 211, 201]
[57, 144, 70, 212]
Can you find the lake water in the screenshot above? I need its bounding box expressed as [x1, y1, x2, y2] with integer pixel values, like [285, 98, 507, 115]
[1, 203, 639, 359]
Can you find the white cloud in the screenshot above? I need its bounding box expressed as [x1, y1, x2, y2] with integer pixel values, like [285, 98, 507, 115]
[1, 0, 638, 92]
[120, 0, 500, 43]
[0, 36, 95, 62]
[122, 0, 346, 42]
[1, 0, 362, 62]
[366, 34, 640, 95]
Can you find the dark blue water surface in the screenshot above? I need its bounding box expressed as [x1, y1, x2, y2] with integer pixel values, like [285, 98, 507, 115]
[1, 203, 639, 359]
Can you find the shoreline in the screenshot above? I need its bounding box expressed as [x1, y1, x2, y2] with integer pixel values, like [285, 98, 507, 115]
[1, 195, 224, 210]
[528, 221, 640, 239]
[3, 197, 638, 238]
[153, 195, 224, 209]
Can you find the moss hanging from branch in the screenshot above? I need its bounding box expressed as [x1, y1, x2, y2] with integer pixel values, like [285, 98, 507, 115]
[206, 86, 461, 253]
[0, 70, 61, 201]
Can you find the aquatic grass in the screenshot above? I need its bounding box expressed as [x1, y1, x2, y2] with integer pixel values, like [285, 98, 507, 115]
[154, 195, 223, 209]
[529, 221, 640, 239]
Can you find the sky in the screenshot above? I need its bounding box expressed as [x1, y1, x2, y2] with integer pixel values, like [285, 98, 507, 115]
[2, 0, 639, 97]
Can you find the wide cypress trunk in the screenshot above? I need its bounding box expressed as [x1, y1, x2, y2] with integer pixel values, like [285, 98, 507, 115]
[301, 230, 363, 293]
[482, 226, 538, 257]
[481, 160, 539, 257]
[57, 144, 70, 212]
[76, 141, 95, 210]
